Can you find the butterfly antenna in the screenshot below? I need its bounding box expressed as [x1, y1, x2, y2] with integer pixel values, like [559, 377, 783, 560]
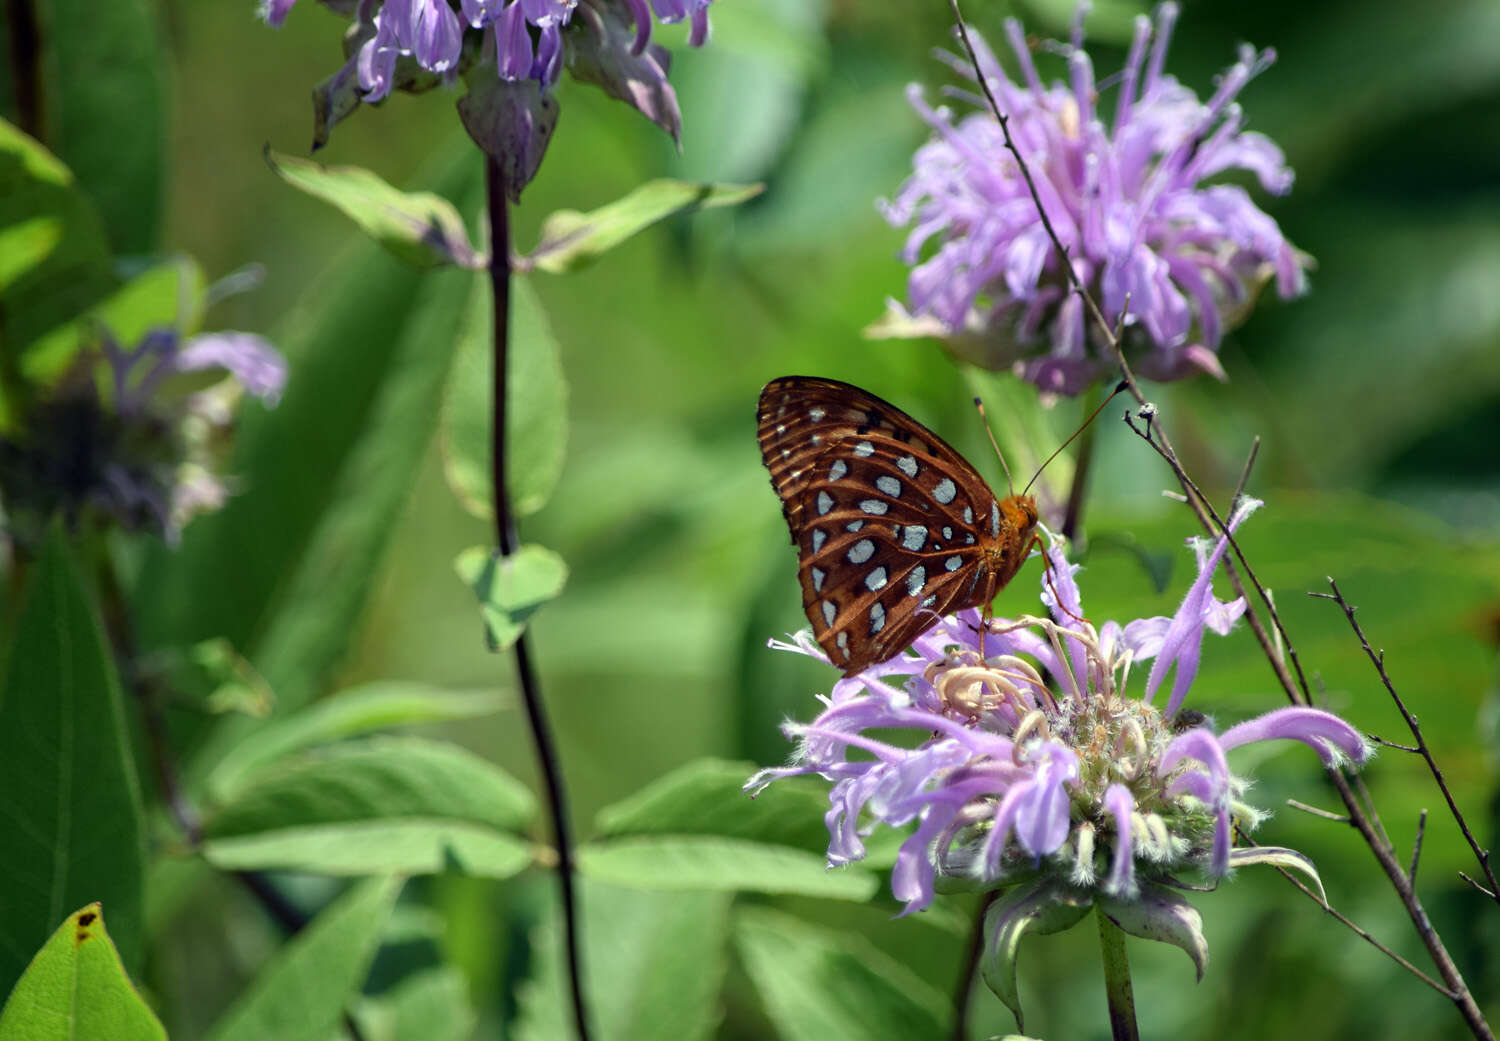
[1022, 380, 1129, 496]
[973, 396, 1016, 497]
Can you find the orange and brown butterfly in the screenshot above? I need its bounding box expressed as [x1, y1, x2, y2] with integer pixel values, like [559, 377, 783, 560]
[757, 376, 1041, 677]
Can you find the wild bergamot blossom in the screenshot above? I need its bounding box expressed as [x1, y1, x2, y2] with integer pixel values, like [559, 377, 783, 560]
[262, 0, 713, 97]
[877, 3, 1308, 395]
[746, 499, 1368, 1011]
[0, 325, 286, 547]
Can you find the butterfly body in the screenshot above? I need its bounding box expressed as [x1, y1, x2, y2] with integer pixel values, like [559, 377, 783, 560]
[757, 376, 1040, 676]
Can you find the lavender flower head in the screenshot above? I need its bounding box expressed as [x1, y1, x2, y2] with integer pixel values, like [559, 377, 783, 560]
[877, 3, 1308, 395]
[262, 0, 713, 97]
[747, 500, 1368, 1012]
[0, 325, 286, 547]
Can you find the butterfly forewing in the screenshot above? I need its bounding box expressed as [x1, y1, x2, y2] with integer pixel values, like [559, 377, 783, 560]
[758, 377, 1039, 676]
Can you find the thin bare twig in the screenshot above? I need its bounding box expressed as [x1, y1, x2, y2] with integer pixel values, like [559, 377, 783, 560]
[1369, 734, 1421, 754]
[1409, 810, 1428, 887]
[1459, 872, 1497, 900]
[1286, 799, 1349, 824]
[942, 4, 1493, 1035]
[1315, 579, 1500, 907]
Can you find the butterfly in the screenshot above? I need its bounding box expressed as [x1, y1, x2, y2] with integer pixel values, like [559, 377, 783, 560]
[758, 376, 1041, 676]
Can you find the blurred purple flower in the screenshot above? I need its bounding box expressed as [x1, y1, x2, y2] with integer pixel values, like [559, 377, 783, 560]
[264, 0, 714, 98]
[0, 326, 286, 546]
[747, 498, 1368, 980]
[877, 3, 1308, 395]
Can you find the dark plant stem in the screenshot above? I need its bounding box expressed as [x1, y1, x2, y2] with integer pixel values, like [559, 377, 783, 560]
[1096, 911, 1139, 1041]
[5, 0, 43, 138]
[950, 892, 996, 1041]
[485, 157, 591, 1041]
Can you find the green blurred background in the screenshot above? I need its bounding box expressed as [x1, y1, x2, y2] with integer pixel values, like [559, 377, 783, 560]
[24, 0, 1500, 1036]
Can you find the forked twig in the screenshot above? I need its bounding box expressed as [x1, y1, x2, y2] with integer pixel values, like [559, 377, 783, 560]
[1312, 580, 1500, 906]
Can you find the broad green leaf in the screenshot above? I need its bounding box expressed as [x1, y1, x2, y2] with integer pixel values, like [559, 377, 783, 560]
[203, 876, 402, 1041]
[266, 149, 482, 270]
[454, 543, 567, 650]
[0, 904, 165, 1041]
[204, 736, 535, 836]
[734, 907, 948, 1041]
[514, 882, 729, 1041]
[351, 966, 475, 1041]
[578, 835, 878, 899]
[442, 273, 567, 519]
[0, 119, 114, 427]
[980, 882, 1093, 1031]
[32, 0, 167, 254]
[206, 681, 505, 803]
[0, 530, 147, 996]
[520, 179, 763, 274]
[595, 757, 832, 851]
[202, 820, 533, 879]
[134, 137, 484, 715]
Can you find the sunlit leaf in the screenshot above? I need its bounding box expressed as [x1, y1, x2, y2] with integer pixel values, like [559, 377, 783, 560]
[520, 179, 763, 274]
[454, 543, 567, 650]
[266, 149, 482, 270]
[0, 904, 165, 1041]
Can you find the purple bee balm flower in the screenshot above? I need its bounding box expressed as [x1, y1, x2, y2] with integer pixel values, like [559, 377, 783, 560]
[877, 3, 1309, 395]
[747, 499, 1369, 1004]
[265, 0, 713, 95]
[0, 325, 286, 547]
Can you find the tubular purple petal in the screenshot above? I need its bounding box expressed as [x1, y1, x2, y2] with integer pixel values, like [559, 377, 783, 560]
[1103, 784, 1137, 894]
[1218, 707, 1373, 767]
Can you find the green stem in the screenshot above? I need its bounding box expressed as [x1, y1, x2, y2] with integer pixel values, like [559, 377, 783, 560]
[1060, 386, 1100, 543]
[1097, 909, 1140, 1041]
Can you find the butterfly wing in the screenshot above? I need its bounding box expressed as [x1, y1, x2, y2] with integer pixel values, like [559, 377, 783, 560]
[757, 377, 1012, 674]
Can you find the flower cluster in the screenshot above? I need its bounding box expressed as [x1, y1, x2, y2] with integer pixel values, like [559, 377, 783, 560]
[878, 4, 1308, 395]
[262, 0, 713, 97]
[0, 326, 286, 547]
[747, 500, 1368, 1003]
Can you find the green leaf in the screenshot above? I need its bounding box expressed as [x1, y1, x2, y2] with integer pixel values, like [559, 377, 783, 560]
[442, 273, 567, 519]
[0, 904, 165, 1041]
[0, 119, 115, 427]
[980, 882, 1093, 1030]
[578, 835, 879, 899]
[29, 0, 167, 254]
[205, 736, 535, 836]
[266, 149, 482, 270]
[596, 757, 832, 852]
[134, 137, 485, 714]
[520, 179, 763, 274]
[514, 882, 729, 1041]
[206, 681, 505, 803]
[734, 907, 948, 1041]
[351, 966, 475, 1041]
[454, 544, 567, 651]
[0, 530, 147, 997]
[202, 820, 533, 879]
[1098, 885, 1208, 981]
[203, 876, 403, 1041]
[201, 737, 534, 877]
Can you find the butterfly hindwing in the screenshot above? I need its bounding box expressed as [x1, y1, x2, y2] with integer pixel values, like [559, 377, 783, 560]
[757, 377, 1028, 675]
